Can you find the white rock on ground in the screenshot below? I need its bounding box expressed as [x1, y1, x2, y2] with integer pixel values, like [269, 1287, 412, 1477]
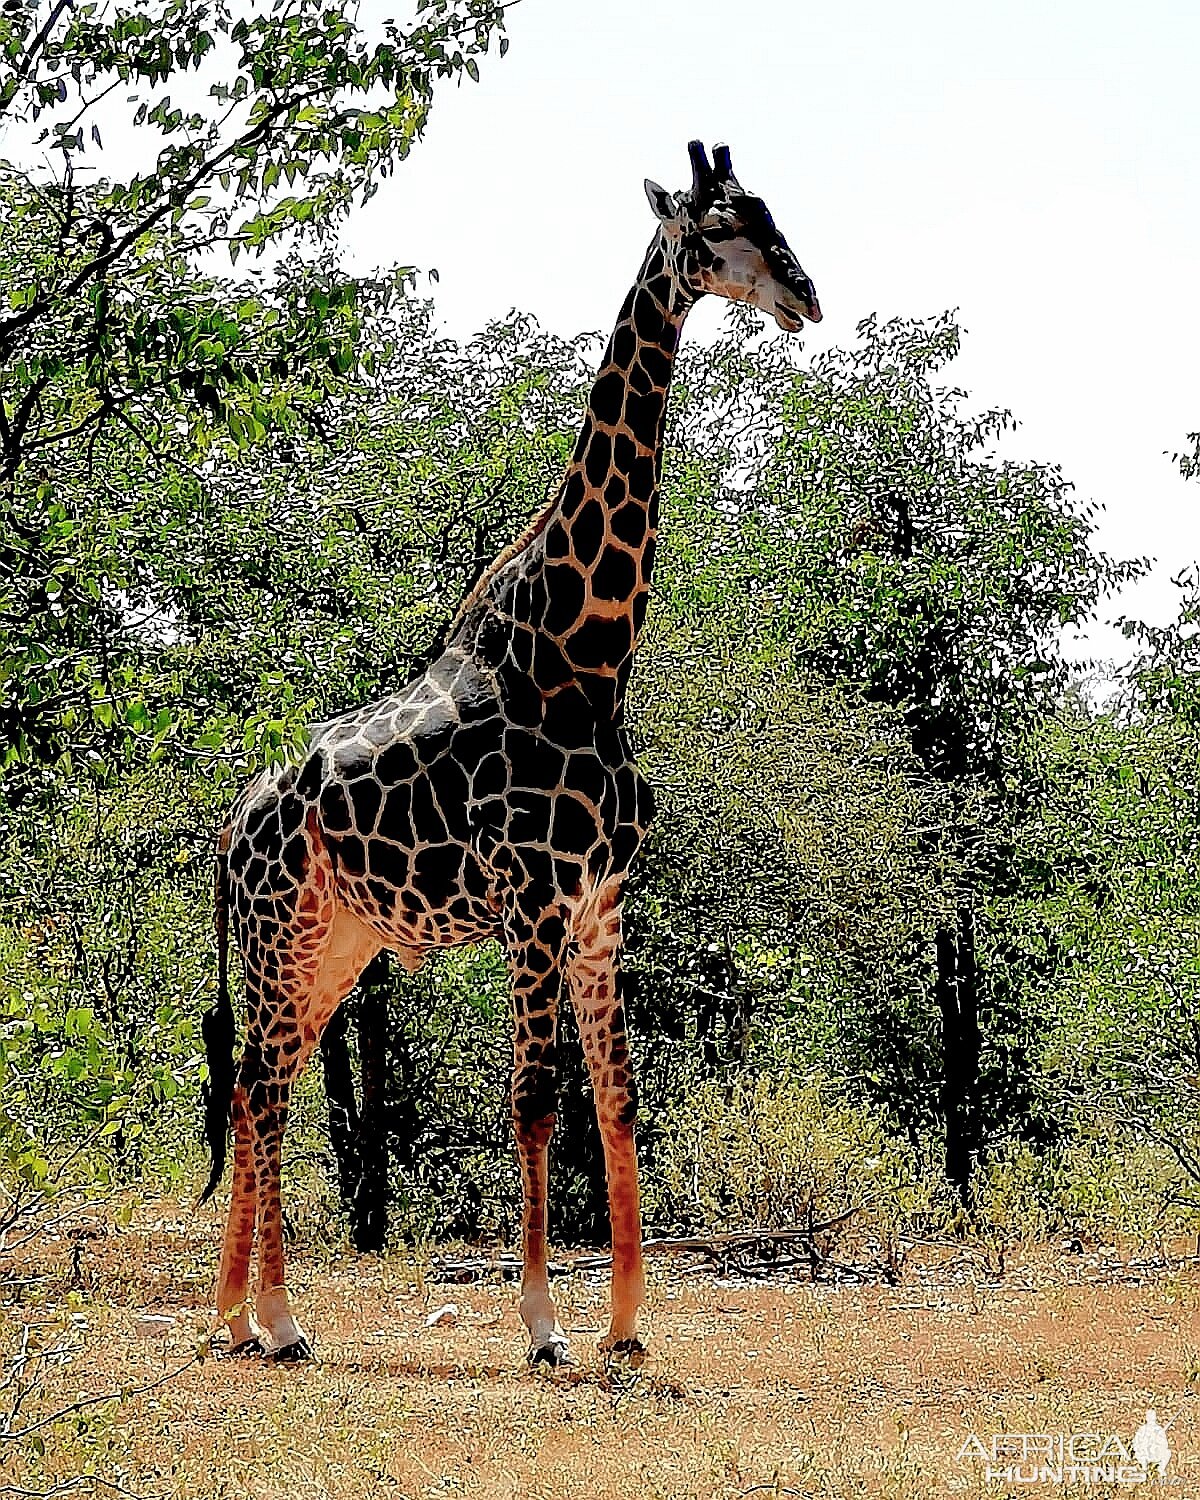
[135, 1314, 176, 1339]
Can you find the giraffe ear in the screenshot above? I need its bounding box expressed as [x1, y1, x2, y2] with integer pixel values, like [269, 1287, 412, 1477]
[644, 178, 679, 225]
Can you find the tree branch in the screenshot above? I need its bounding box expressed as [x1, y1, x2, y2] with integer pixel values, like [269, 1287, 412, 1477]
[1, 1350, 199, 1443]
[0, 0, 75, 124]
[0, 85, 321, 365]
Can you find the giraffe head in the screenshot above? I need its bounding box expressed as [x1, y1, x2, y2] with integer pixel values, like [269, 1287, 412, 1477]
[644, 140, 822, 330]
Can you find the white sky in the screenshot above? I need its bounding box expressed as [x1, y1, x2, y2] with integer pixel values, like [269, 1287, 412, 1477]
[344, 0, 1200, 661]
[5, 0, 1197, 660]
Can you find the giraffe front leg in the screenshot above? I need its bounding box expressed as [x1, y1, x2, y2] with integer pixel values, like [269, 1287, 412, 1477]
[505, 902, 572, 1367]
[595, 1101, 646, 1356]
[214, 1080, 264, 1355]
[570, 893, 646, 1357]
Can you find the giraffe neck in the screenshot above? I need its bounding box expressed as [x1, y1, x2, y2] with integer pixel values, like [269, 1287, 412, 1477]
[451, 232, 691, 723]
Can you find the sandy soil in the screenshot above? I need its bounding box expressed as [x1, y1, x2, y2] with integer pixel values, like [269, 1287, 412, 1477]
[8, 1203, 1200, 1499]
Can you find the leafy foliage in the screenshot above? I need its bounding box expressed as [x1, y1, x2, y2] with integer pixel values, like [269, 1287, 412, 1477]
[647, 1073, 948, 1242]
[0, 24, 1196, 1243]
[0, 0, 506, 793]
[657, 309, 1143, 1187]
[1022, 573, 1200, 1197]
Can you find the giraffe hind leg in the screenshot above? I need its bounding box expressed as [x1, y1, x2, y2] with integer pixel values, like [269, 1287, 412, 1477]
[248, 1048, 307, 1359]
[214, 1079, 262, 1353]
[246, 907, 382, 1360]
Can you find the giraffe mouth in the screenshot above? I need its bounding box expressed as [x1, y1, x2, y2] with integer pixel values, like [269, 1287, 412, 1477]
[774, 300, 822, 333]
[774, 298, 821, 331]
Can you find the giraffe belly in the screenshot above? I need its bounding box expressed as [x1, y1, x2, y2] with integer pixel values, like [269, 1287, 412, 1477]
[330, 830, 500, 952]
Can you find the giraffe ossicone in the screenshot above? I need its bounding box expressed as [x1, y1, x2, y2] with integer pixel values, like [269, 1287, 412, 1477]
[201, 139, 821, 1366]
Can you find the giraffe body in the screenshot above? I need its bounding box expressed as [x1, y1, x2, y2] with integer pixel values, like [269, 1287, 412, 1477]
[204, 141, 821, 1364]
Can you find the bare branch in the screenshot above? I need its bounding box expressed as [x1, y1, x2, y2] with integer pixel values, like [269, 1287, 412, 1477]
[1, 1351, 200, 1443]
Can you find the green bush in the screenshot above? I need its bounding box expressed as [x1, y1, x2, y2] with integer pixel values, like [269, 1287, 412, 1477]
[645, 1072, 949, 1242]
[970, 1134, 1200, 1249]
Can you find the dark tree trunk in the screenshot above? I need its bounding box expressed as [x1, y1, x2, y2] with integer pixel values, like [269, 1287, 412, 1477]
[936, 906, 982, 1203]
[320, 954, 392, 1252]
[550, 995, 609, 1245]
[320, 999, 362, 1210]
[352, 951, 391, 1253]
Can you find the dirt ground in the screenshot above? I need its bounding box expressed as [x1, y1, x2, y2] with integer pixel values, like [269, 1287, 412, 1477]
[9, 1202, 1200, 1499]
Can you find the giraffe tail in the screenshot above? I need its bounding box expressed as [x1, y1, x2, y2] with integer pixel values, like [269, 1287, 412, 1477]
[199, 830, 235, 1204]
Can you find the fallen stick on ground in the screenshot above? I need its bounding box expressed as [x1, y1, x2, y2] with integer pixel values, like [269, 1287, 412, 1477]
[430, 1207, 863, 1281]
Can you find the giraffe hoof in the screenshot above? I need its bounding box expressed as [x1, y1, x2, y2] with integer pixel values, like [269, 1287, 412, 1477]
[528, 1334, 573, 1368]
[602, 1337, 646, 1368]
[220, 1336, 265, 1359]
[268, 1337, 314, 1364]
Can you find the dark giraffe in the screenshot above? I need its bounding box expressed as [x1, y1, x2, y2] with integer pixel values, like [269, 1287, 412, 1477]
[201, 140, 822, 1365]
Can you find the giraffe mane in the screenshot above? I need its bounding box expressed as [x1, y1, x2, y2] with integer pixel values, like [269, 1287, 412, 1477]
[446, 474, 565, 635]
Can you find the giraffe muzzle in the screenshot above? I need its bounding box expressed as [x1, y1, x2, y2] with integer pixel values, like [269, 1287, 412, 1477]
[774, 293, 822, 331]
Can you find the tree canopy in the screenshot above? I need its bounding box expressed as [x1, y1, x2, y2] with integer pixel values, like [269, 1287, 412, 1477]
[1, 9, 1197, 1249]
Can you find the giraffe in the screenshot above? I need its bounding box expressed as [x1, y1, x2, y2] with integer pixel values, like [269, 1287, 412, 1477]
[200, 140, 821, 1366]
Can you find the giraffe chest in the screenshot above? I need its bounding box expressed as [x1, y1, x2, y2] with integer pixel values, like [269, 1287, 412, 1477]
[473, 719, 654, 886]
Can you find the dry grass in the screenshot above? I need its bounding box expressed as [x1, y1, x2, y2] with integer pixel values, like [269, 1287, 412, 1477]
[9, 1201, 1200, 1499]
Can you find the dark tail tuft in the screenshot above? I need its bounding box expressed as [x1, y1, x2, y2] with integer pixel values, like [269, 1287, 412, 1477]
[199, 832, 235, 1204]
